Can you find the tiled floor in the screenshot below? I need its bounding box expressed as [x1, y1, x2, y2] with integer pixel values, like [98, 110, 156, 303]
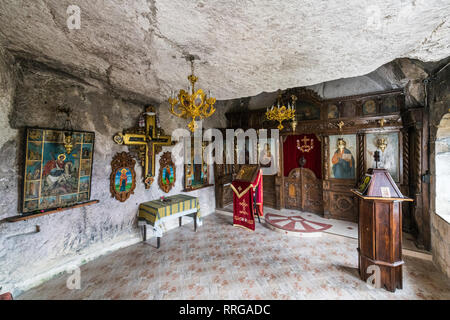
[18, 213, 450, 300]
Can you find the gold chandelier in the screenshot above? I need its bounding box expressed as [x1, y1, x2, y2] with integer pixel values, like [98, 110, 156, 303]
[266, 91, 297, 130]
[168, 58, 216, 132]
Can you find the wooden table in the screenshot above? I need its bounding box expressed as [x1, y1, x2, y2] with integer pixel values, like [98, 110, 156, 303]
[137, 194, 200, 248]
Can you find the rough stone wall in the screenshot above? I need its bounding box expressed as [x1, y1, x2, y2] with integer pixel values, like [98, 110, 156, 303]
[428, 62, 450, 278]
[1, 1, 449, 101]
[0, 55, 221, 296]
[225, 58, 429, 112]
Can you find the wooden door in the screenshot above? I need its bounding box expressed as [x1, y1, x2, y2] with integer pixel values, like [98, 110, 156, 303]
[284, 168, 323, 214]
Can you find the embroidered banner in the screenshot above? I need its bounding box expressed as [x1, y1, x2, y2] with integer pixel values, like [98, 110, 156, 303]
[231, 170, 263, 231]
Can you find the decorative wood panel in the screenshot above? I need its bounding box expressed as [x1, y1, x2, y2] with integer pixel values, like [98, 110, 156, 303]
[263, 175, 276, 208]
[218, 88, 412, 226]
[284, 168, 323, 214]
[328, 191, 358, 222]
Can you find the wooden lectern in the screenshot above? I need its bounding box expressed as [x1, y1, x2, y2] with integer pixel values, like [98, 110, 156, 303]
[352, 168, 413, 292]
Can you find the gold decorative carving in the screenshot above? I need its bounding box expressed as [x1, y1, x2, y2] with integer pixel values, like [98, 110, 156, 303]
[168, 58, 216, 132]
[113, 106, 174, 189]
[377, 137, 388, 152]
[296, 136, 314, 153]
[265, 91, 296, 130]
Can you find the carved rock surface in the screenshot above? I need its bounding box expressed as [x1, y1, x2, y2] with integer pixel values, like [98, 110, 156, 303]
[0, 0, 449, 101]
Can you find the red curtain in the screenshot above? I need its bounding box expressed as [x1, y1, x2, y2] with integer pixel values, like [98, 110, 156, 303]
[283, 134, 322, 179]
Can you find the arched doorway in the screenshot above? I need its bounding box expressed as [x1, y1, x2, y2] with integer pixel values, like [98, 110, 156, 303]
[431, 111, 450, 278]
[435, 113, 450, 222]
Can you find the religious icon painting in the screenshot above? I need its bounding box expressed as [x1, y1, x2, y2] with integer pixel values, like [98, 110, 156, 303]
[78, 192, 89, 202]
[329, 134, 357, 180]
[110, 152, 136, 202]
[159, 151, 176, 193]
[79, 176, 90, 192]
[82, 144, 93, 159]
[327, 104, 339, 119]
[295, 101, 321, 120]
[21, 127, 95, 214]
[381, 96, 399, 114]
[259, 138, 275, 168]
[362, 99, 377, 115]
[83, 133, 94, 144]
[365, 132, 400, 182]
[341, 101, 356, 118]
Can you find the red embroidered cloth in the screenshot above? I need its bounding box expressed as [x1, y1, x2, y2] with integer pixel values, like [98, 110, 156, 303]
[0, 292, 13, 300]
[283, 134, 322, 178]
[231, 170, 263, 231]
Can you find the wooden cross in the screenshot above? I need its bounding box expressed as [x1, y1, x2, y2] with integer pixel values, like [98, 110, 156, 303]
[113, 106, 174, 189]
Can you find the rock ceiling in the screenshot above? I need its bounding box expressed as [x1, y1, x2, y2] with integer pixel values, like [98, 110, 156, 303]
[0, 0, 449, 102]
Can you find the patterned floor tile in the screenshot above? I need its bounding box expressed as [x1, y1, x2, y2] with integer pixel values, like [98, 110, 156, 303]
[17, 213, 450, 300]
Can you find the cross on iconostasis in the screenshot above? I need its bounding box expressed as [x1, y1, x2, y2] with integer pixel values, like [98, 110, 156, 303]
[113, 106, 174, 189]
[296, 135, 314, 153]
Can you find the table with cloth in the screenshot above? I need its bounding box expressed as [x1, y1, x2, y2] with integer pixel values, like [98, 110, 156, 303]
[137, 194, 200, 248]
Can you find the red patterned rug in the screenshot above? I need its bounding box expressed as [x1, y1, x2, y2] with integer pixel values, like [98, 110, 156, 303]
[265, 212, 332, 233]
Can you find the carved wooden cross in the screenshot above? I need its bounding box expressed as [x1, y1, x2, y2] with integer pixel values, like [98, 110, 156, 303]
[113, 106, 173, 189]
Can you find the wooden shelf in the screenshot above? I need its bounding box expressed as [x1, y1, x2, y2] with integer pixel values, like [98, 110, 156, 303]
[183, 184, 214, 192]
[2, 200, 99, 223]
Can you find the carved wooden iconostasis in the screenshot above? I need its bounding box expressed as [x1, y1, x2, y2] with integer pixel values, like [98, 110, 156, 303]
[219, 88, 426, 233]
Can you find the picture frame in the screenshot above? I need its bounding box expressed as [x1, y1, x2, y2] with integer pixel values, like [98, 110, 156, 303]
[159, 151, 176, 193]
[365, 132, 400, 182]
[22, 127, 95, 214]
[328, 134, 357, 180]
[327, 104, 339, 119]
[295, 101, 321, 121]
[362, 99, 377, 115]
[381, 96, 399, 114]
[110, 152, 136, 202]
[184, 139, 211, 191]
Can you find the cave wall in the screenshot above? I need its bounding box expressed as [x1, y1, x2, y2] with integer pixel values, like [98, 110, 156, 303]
[428, 62, 450, 278]
[1, 43, 448, 296]
[0, 51, 225, 296]
[219, 59, 429, 116]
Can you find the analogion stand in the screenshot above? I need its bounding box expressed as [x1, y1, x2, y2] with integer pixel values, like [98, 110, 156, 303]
[352, 168, 412, 292]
